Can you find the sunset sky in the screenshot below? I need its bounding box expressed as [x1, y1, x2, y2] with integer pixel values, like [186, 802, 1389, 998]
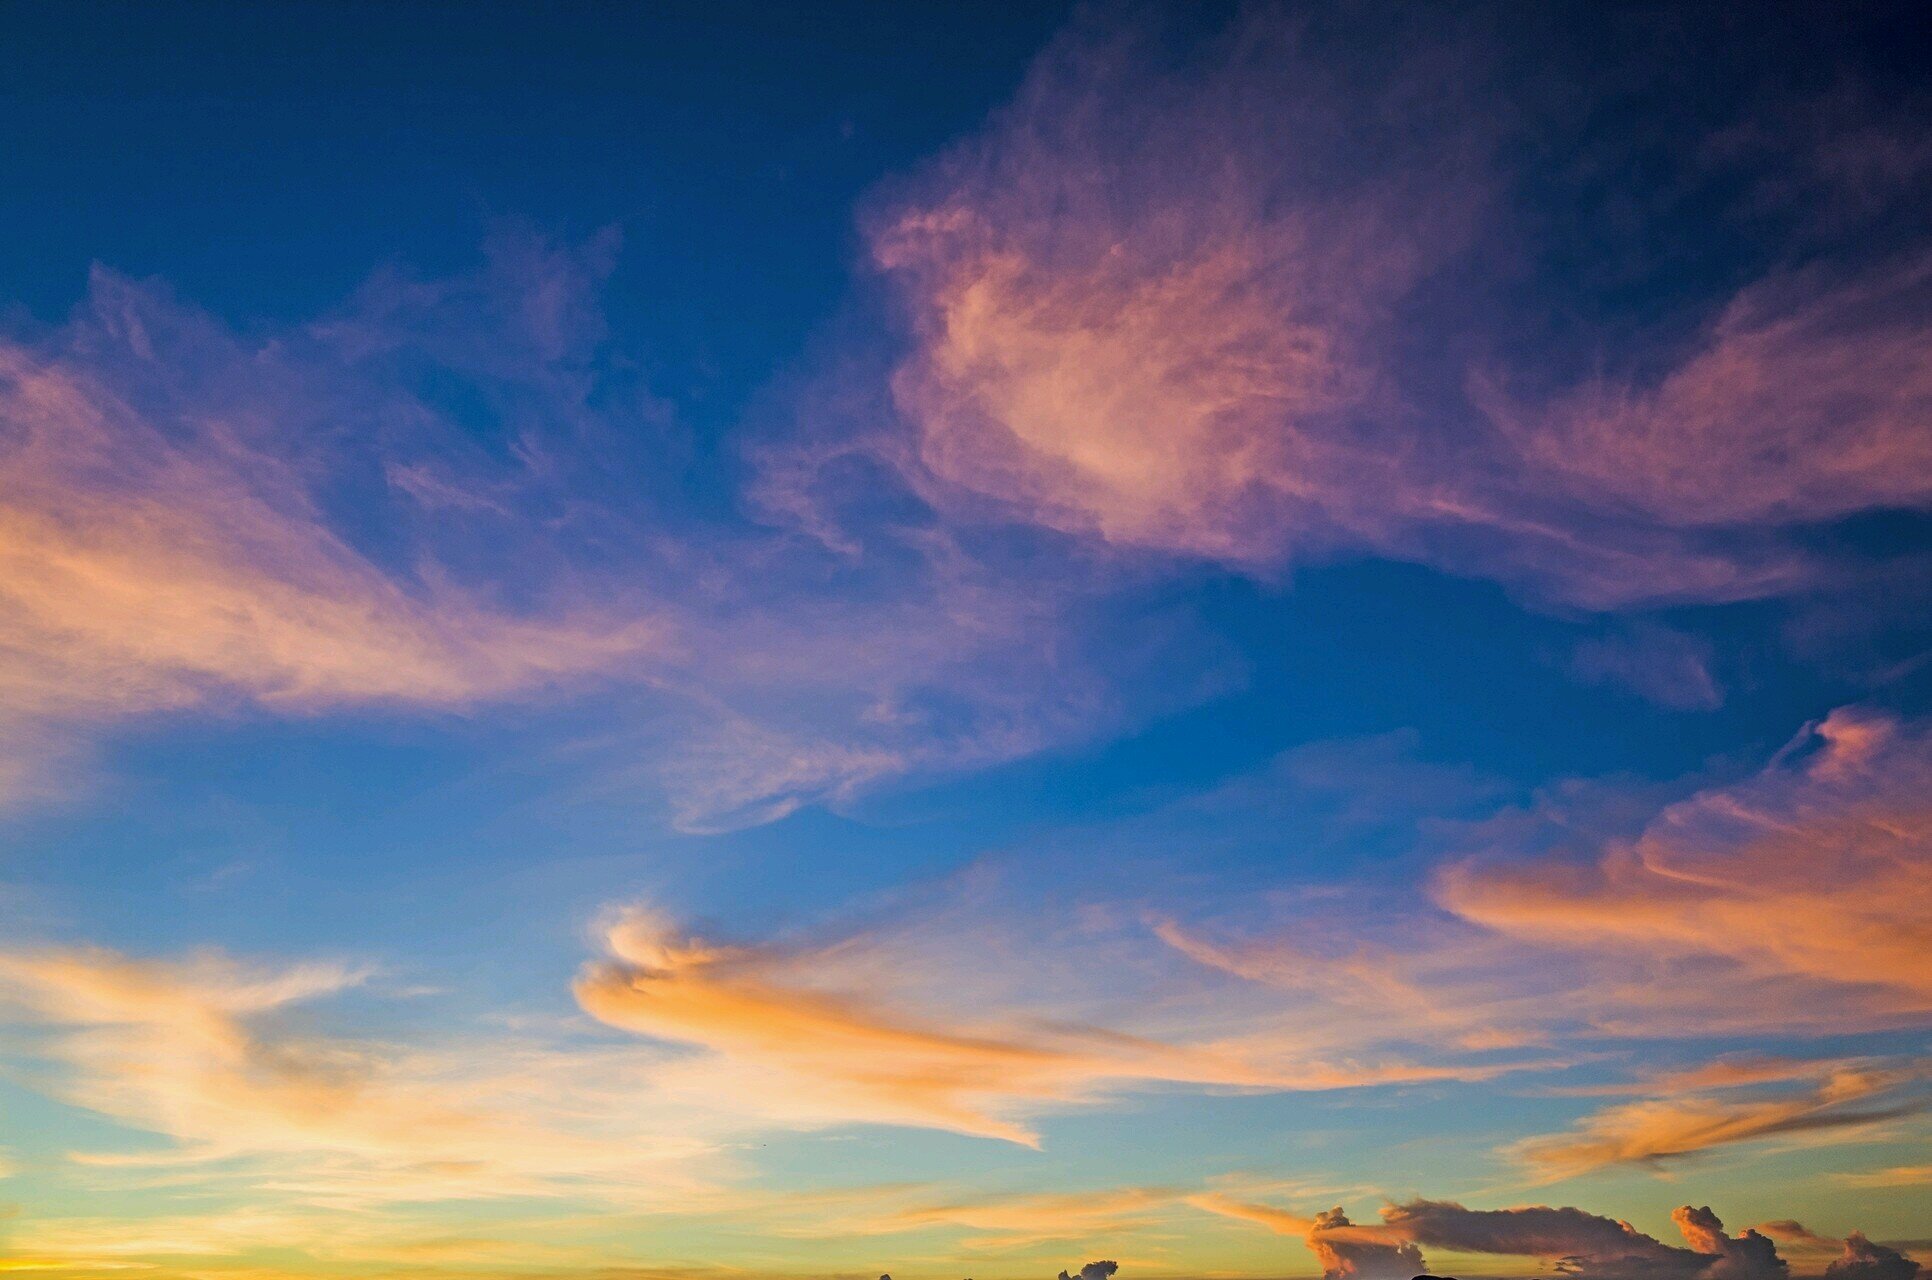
[0, 3, 1929, 1278]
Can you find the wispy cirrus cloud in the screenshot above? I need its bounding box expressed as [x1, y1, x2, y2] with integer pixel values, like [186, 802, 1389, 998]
[573, 905, 1504, 1146]
[843, 12, 1485, 577]
[1481, 257, 1932, 530]
[865, 14, 1466, 572]
[0, 942, 726, 1212]
[1438, 706, 1932, 1021]
[7, 7, 1927, 834]
[0, 243, 666, 808]
[1146, 706, 1932, 1182]
[808, 9, 1932, 618]
[0, 235, 1239, 833]
[1508, 1064, 1929, 1181]
[1570, 621, 1724, 711]
[1172, 707, 1932, 1050]
[626, 703, 1932, 1175]
[853, 1187, 1181, 1251]
[1835, 1164, 1932, 1189]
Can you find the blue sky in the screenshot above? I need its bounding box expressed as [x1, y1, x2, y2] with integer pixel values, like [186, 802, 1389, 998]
[0, 4, 1929, 1278]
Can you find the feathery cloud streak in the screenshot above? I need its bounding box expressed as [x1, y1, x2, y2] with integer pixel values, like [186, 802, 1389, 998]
[0, 943, 725, 1210]
[573, 906, 1509, 1145]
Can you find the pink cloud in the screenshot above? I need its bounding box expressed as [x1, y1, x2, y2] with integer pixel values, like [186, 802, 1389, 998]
[867, 14, 1466, 572]
[0, 252, 661, 805]
[1484, 257, 1932, 528]
[842, 14, 1929, 613]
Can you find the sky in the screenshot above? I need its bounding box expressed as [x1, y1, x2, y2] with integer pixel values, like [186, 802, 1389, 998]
[0, 2, 1929, 1277]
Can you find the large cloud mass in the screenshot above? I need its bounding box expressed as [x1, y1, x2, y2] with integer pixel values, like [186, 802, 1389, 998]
[862, 14, 1932, 610]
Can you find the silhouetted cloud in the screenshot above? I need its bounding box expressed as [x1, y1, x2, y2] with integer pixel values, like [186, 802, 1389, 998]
[1196, 1193, 1916, 1279]
[1384, 1199, 1709, 1279]
[1826, 1233, 1924, 1279]
[1057, 1260, 1118, 1280]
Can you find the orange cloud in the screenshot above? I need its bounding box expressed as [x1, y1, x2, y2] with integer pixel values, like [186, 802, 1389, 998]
[1508, 1064, 1925, 1179]
[1184, 1192, 1318, 1237]
[1187, 1196, 1421, 1280]
[1152, 710, 1932, 1183]
[1152, 916, 1548, 1056]
[1538, 1055, 1860, 1099]
[0, 943, 722, 1212]
[1835, 1164, 1932, 1188]
[1437, 707, 1932, 1019]
[575, 907, 1506, 1145]
[874, 1188, 1180, 1250]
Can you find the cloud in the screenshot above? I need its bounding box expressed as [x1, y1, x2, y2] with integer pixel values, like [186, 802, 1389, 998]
[1673, 1205, 1790, 1280]
[1382, 1198, 1707, 1279]
[876, 1190, 1176, 1250]
[1189, 1197, 1425, 1280]
[1198, 1189, 1924, 1280]
[1570, 622, 1723, 711]
[1544, 1056, 1856, 1098]
[1058, 1261, 1118, 1280]
[1152, 708, 1932, 1179]
[1483, 257, 1932, 529]
[1827, 1233, 1924, 1280]
[6, 4, 1927, 841]
[1304, 1206, 1426, 1280]
[574, 905, 1508, 1146]
[834, 8, 1932, 616]
[1508, 1064, 1926, 1180]
[0, 233, 1218, 833]
[1376, 1200, 1793, 1279]
[0, 942, 724, 1213]
[1197, 1194, 1837, 1280]
[1770, 1221, 1929, 1280]
[1836, 1164, 1932, 1188]
[1183, 1191, 1314, 1234]
[0, 248, 660, 807]
[864, 11, 1468, 572]
[1437, 707, 1932, 1023]
[7, 8, 1924, 834]
[1163, 708, 1932, 1033]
